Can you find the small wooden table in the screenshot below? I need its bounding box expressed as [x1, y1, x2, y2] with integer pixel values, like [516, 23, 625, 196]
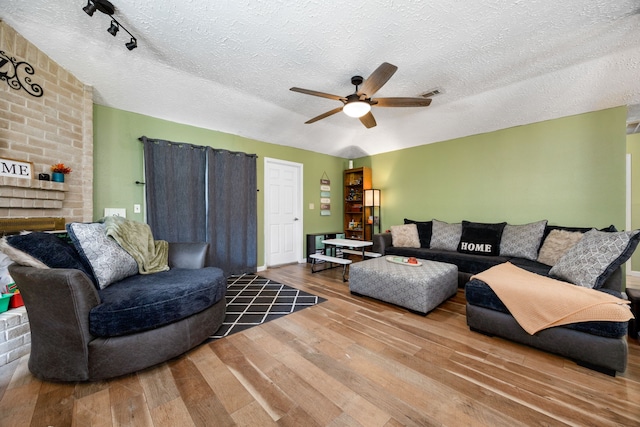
[309, 238, 380, 281]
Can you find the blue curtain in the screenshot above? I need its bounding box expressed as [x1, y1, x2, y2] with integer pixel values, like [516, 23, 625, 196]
[141, 136, 257, 276]
[141, 137, 207, 242]
[207, 148, 257, 274]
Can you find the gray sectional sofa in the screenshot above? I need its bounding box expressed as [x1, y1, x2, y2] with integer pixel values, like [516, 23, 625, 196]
[372, 219, 639, 375]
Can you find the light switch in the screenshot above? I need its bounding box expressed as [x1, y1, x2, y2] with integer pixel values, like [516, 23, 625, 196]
[104, 208, 126, 218]
[309, 203, 314, 210]
[134, 204, 141, 213]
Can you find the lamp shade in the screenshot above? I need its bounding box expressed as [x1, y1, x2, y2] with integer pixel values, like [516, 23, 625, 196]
[364, 189, 380, 207]
[343, 101, 371, 118]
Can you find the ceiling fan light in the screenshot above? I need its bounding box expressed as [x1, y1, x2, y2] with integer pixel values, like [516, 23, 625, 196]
[343, 101, 371, 118]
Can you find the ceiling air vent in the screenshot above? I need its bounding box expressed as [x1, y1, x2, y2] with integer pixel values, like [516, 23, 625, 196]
[421, 88, 443, 98]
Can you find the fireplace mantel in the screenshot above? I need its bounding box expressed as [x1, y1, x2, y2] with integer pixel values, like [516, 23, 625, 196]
[0, 176, 68, 211]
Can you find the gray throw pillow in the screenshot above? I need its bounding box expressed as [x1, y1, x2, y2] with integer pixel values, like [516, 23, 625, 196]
[67, 222, 138, 289]
[549, 229, 640, 289]
[430, 219, 462, 251]
[499, 220, 548, 261]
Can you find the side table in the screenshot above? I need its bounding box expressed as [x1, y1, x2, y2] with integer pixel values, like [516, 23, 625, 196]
[626, 287, 640, 339]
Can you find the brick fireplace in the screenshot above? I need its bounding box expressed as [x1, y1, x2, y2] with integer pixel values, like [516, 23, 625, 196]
[1, 21, 95, 366]
[1, 21, 94, 223]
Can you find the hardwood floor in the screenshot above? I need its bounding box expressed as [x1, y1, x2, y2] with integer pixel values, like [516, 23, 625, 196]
[1, 263, 639, 426]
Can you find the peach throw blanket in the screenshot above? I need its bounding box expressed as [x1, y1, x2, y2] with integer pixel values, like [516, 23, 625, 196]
[471, 262, 633, 335]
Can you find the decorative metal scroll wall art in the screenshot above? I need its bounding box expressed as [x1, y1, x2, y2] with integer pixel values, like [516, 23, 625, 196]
[0, 50, 44, 98]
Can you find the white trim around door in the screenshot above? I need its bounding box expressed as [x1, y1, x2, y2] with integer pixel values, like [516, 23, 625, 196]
[264, 157, 304, 267]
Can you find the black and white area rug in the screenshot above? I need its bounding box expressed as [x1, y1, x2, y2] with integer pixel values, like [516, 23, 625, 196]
[209, 274, 326, 340]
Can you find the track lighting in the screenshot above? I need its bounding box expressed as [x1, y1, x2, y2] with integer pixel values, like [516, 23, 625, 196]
[125, 38, 137, 51]
[107, 21, 119, 36]
[82, 0, 138, 51]
[83, 3, 97, 16]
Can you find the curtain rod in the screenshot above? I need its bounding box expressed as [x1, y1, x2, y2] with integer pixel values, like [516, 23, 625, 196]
[139, 136, 258, 158]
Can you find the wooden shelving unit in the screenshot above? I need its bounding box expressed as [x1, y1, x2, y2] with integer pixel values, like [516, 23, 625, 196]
[343, 167, 372, 241]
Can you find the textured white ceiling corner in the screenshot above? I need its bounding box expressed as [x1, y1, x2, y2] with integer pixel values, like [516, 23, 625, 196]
[2, 0, 640, 157]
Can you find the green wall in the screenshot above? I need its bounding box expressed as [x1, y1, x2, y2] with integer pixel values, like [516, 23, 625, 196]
[627, 132, 640, 271]
[368, 107, 627, 232]
[93, 105, 346, 267]
[94, 105, 629, 269]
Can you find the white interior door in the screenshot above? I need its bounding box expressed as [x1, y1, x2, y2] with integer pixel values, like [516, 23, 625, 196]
[265, 158, 303, 266]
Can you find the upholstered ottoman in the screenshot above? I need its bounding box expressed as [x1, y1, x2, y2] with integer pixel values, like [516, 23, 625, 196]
[349, 257, 458, 314]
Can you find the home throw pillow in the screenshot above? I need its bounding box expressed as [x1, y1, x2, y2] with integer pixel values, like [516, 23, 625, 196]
[430, 219, 462, 251]
[550, 229, 640, 289]
[457, 221, 506, 256]
[0, 232, 96, 283]
[403, 219, 432, 248]
[67, 222, 138, 289]
[499, 220, 548, 261]
[537, 229, 583, 266]
[390, 224, 420, 248]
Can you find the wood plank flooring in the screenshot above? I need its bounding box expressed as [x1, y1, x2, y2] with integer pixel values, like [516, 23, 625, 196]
[1, 263, 639, 426]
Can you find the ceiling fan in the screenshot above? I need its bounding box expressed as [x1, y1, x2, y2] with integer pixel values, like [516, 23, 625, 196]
[290, 62, 432, 129]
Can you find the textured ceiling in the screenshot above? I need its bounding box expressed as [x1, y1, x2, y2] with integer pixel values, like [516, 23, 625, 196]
[2, 1, 640, 157]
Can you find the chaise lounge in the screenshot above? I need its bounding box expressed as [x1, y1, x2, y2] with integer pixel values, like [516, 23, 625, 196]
[372, 219, 638, 374]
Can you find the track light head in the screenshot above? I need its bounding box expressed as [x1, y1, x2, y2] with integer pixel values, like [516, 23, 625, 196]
[83, 2, 97, 16]
[125, 38, 137, 50]
[107, 20, 119, 36]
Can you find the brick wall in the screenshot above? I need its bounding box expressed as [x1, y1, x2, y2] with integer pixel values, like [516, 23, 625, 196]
[0, 21, 94, 367]
[0, 307, 29, 366]
[0, 21, 93, 223]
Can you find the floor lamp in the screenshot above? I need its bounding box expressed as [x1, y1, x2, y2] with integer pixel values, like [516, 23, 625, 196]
[364, 189, 381, 238]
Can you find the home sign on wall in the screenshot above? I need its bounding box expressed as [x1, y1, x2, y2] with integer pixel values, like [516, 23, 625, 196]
[0, 157, 33, 180]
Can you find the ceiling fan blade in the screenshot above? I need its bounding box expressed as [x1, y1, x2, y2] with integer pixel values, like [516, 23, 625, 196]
[373, 97, 432, 107]
[290, 87, 344, 101]
[305, 106, 344, 124]
[359, 111, 377, 129]
[358, 62, 398, 97]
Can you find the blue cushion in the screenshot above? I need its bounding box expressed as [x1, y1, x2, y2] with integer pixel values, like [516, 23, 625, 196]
[465, 279, 628, 339]
[89, 267, 226, 337]
[3, 232, 96, 284]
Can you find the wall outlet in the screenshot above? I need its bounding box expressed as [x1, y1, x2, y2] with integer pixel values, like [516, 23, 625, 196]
[134, 204, 141, 213]
[309, 203, 314, 210]
[104, 208, 126, 218]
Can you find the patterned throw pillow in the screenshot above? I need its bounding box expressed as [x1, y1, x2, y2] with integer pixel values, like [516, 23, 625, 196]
[390, 224, 420, 248]
[549, 229, 640, 288]
[499, 220, 548, 261]
[537, 229, 584, 266]
[430, 219, 462, 251]
[67, 222, 138, 289]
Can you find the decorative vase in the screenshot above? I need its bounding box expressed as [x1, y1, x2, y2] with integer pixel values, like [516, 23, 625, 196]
[52, 172, 64, 183]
